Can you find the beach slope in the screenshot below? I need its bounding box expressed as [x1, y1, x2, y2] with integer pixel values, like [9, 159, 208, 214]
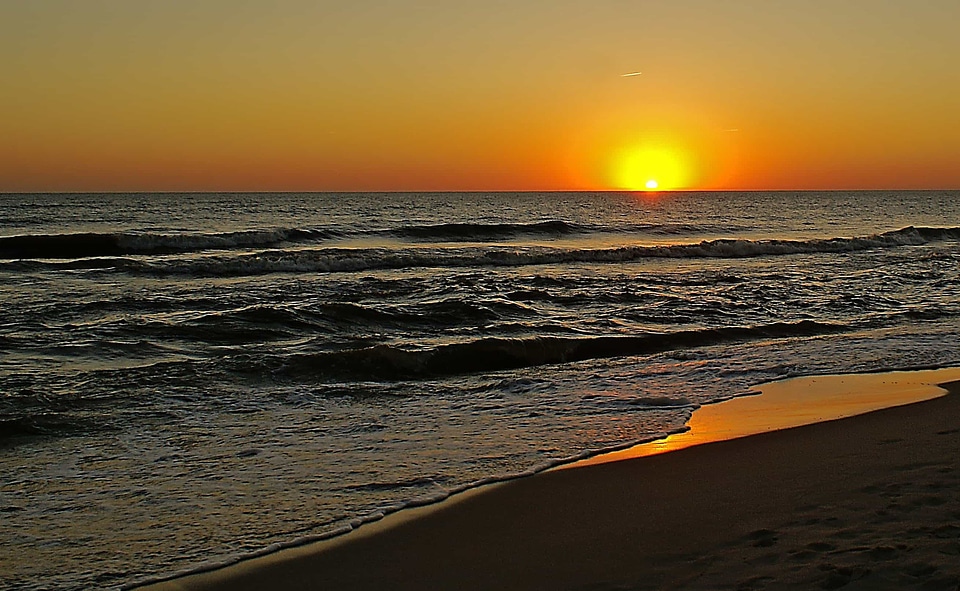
[143, 376, 960, 590]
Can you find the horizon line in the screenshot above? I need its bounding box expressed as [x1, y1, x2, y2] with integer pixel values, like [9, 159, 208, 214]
[1, 188, 959, 195]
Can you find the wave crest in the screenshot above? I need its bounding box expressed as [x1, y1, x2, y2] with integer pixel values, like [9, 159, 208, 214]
[269, 320, 847, 381]
[130, 226, 960, 277]
[5, 227, 957, 277]
[0, 228, 337, 259]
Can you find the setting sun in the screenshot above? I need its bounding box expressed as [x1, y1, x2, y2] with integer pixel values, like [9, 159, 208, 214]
[614, 144, 691, 191]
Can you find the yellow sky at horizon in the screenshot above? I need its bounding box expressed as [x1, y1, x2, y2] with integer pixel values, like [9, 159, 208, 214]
[2, 1, 959, 192]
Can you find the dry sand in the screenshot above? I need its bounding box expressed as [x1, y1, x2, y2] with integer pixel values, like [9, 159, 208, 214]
[141, 369, 960, 591]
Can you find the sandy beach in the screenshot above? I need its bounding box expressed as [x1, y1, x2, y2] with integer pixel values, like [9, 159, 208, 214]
[140, 370, 960, 591]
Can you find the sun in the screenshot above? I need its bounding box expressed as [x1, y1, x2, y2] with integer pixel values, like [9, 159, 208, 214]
[613, 144, 690, 191]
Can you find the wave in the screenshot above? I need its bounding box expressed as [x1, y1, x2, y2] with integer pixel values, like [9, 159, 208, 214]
[389, 220, 581, 240]
[0, 228, 338, 260]
[0, 417, 47, 440]
[5, 225, 958, 273]
[0, 414, 98, 445]
[0, 220, 753, 260]
[387, 220, 745, 240]
[268, 320, 848, 381]
[156, 301, 511, 342]
[71, 225, 959, 277]
[0, 221, 634, 260]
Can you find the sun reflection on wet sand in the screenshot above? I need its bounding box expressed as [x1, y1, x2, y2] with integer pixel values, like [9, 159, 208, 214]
[567, 367, 960, 468]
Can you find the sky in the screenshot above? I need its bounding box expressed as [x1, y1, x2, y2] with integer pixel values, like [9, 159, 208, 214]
[2, 0, 959, 192]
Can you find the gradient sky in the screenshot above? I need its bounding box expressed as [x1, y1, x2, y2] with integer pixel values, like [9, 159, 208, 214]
[3, 1, 959, 192]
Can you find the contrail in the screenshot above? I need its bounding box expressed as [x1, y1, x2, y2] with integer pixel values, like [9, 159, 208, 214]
[621, 71, 642, 77]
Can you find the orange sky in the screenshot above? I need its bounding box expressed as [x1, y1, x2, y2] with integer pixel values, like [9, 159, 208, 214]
[2, 1, 959, 192]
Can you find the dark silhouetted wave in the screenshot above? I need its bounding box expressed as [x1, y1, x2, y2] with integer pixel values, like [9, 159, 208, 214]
[389, 220, 581, 240]
[0, 228, 339, 260]
[388, 220, 752, 241]
[0, 220, 753, 259]
[0, 415, 98, 445]
[268, 320, 848, 381]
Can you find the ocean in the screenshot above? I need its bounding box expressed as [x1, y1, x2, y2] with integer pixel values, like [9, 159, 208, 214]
[2, 191, 959, 590]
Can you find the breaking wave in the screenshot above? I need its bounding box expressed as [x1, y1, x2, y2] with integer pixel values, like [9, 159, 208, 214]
[386, 220, 745, 241]
[0, 228, 338, 259]
[19, 225, 952, 277]
[5, 225, 956, 266]
[266, 320, 848, 381]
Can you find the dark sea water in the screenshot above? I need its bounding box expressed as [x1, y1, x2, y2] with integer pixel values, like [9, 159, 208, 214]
[2, 191, 960, 590]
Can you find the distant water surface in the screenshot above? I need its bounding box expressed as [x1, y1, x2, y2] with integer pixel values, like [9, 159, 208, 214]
[1, 191, 959, 590]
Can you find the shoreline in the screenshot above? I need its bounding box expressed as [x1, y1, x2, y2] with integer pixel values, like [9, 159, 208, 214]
[568, 367, 960, 467]
[138, 368, 960, 590]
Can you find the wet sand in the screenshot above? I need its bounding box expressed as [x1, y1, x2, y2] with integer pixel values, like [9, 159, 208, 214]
[140, 368, 960, 590]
